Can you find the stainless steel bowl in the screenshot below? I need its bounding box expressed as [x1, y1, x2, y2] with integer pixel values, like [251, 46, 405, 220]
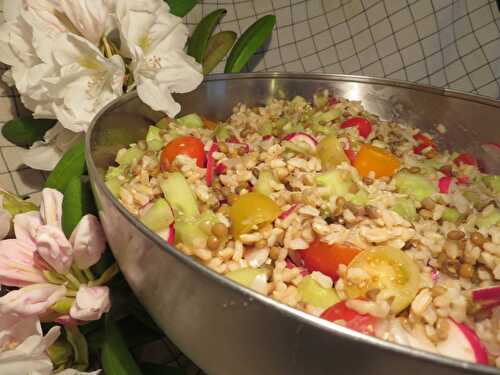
[86, 73, 500, 375]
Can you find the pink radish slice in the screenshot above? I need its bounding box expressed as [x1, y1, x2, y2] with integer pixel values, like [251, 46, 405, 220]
[206, 143, 218, 187]
[472, 286, 500, 302]
[227, 140, 250, 153]
[262, 135, 273, 141]
[438, 176, 453, 193]
[431, 268, 440, 283]
[279, 204, 300, 220]
[436, 319, 489, 365]
[167, 224, 175, 245]
[214, 162, 227, 174]
[456, 176, 469, 185]
[328, 97, 337, 106]
[283, 132, 318, 147]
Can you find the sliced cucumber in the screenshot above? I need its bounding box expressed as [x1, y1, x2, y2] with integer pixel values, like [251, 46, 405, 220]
[476, 208, 500, 229]
[145, 126, 163, 151]
[226, 267, 267, 287]
[160, 172, 199, 218]
[394, 171, 437, 202]
[177, 113, 203, 128]
[115, 147, 144, 166]
[140, 198, 174, 232]
[442, 207, 461, 223]
[392, 198, 417, 221]
[482, 175, 500, 193]
[316, 169, 354, 197]
[297, 276, 339, 309]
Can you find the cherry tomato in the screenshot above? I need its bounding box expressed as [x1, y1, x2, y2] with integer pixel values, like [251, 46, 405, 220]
[160, 136, 205, 171]
[202, 117, 217, 130]
[321, 301, 377, 336]
[454, 153, 477, 167]
[316, 133, 349, 170]
[345, 246, 420, 314]
[354, 144, 400, 178]
[229, 192, 281, 238]
[300, 240, 361, 281]
[340, 117, 373, 138]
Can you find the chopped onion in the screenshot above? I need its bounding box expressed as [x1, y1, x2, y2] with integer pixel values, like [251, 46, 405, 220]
[279, 204, 300, 220]
[249, 273, 268, 295]
[438, 176, 453, 193]
[206, 143, 218, 187]
[472, 286, 500, 302]
[245, 247, 270, 268]
[167, 223, 175, 245]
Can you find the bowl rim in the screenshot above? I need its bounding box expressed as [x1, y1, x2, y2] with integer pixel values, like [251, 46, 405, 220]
[86, 72, 499, 374]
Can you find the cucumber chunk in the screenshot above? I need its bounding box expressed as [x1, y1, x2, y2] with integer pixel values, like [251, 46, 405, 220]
[177, 113, 203, 128]
[394, 171, 437, 202]
[442, 207, 461, 223]
[160, 172, 199, 218]
[105, 178, 122, 197]
[476, 208, 500, 229]
[146, 126, 164, 151]
[115, 147, 144, 166]
[297, 276, 339, 309]
[226, 268, 267, 287]
[316, 169, 354, 197]
[482, 175, 500, 193]
[392, 198, 417, 221]
[140, 198, 174, 232]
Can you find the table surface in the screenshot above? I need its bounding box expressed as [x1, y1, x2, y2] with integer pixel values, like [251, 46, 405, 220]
[0, 1, 498, 373]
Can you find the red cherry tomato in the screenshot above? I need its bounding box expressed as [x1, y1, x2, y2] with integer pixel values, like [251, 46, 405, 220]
[454, 152, 477, 167]
[321, 301, 377, 335]
[340, 117, 373, 138]
[160, 136, 205, 171]
[300, 240, 361, 281]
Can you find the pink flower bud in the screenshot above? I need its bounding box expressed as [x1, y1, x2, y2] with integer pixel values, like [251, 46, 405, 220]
[13, 211, 43, 249]
[40, 188, 63, 228]
[70, 215, 106, 269]
[0, 239, 45, 287]
[0, 283, 66, 317]
[35, 225, 73, 274]
[69, 286, 110, 322]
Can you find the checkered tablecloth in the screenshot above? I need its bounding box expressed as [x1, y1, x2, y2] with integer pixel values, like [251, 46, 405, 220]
[0, 0, 498, 373]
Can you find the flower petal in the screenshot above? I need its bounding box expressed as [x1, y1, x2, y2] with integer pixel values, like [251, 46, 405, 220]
[0, 284, 66, 317]
[34, 225, 73, 274]
[0, 208, 12, 240]
[13, 211, 42, 248]
[40, 188, 63, 228]
[70, 215, 106, 269]
[69, 285, 110, 321]
[0, 239, 45, 287]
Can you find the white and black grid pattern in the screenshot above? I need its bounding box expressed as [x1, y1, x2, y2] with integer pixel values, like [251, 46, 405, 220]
[0, 1, 498, 373]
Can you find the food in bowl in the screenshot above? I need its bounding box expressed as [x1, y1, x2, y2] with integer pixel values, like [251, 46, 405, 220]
[105, 90, 500, 368]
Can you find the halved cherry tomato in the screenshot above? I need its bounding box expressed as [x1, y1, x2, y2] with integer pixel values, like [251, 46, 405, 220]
[454, 152, 477, 167]
[354, 144, 400, 178]
[345, 246, 420, 314]
[229, 192, 281, 238]
[300, 240, 361, 281]
[340, 117, 373, 138]
[202, 117, 217, 130]
[160, 136, 205, 171]
[321, 301, 377, 336]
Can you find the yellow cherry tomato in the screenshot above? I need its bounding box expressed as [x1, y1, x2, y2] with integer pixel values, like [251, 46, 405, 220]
[316, 133, 349, 170]
[229, 192, 281, 238]
[344, 246, 420, 313]
[354, 144, 400, 178]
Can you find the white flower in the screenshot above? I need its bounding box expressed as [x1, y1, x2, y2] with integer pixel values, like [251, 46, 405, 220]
[42, 33, 125, 132]
[116, 0, 203, 117]
[70, 215, 106, 269]
[0, 321, 59, 375]
[22, 122, 82, 171]
[69, 286, 111, 321]
[0, 284, 66, 317]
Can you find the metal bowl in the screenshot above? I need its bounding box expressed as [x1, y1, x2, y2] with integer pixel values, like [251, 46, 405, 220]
[86, 73, 500, 375]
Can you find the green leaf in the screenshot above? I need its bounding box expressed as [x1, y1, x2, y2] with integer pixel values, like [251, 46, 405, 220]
[101, 317, 144, 375]
[0, 190, 37, 216]
[225, 15, 276, 73]
[62, 176, 97, 237]
[203, 31, 237, 74]
[65, 325, 89, 371]
[140, 362, 185, 375]
[187, 9, 227, 64]
[165, 0, 198, 17]
[2, 117, 56, 147]
[45, 139, 86, 193]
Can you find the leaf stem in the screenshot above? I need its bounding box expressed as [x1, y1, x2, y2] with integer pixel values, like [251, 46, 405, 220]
[89, 263, 119, 286]
[83, 268, 96, 281]
[64, 272, 81, 290]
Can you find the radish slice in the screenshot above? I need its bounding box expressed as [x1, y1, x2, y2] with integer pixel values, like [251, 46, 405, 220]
[436, 319, 489, 365]
[431, 268, 440, 283]
[262, 135, 273, 141]
[454, 153, 478, 167]
[457, 176, 469, 185]
[472, 286, 500, 302]
[438, 176, 453, 193]
[279, 204, 300, 220]
[328, 96, 337, 106]
[283, 132, 318, 147]
[413, 143, 435, 155]
[214, 162, 227, 174]
[344, 148, 356, 164]
[167, 224, 175, 245]
[206, 143, 218, 187]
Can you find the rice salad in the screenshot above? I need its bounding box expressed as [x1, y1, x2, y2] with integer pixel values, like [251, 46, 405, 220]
[105, 90, 500, 368]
